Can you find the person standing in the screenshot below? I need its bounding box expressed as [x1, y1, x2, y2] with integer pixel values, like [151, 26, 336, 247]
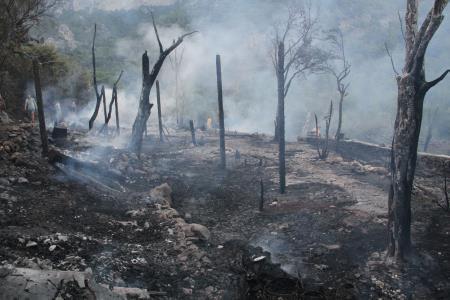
[24, 94, 37, 126]
[54, 101, 62, 124]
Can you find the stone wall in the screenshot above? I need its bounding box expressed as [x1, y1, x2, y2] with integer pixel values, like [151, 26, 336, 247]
[305, 138, 450, 177]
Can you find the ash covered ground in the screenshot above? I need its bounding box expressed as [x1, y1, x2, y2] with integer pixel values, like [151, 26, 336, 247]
[0, 123, 449, 299]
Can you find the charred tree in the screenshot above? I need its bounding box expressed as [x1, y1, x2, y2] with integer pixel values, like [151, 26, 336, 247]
[189, 120, 196, 146]
[315, 101, 333, 160]
[32, 59, 48, 157]
[156, 80, 164, 143]
[129, 14, 196, 155]
[271, 4, 328, 193]
[326, 29, 350, 143]
[101, 71, 123, 134]
[88, 24, 122, 131]
[88, 24, 102, 130]
[388, 0, 449, 262]
[216, 54, 226, 169]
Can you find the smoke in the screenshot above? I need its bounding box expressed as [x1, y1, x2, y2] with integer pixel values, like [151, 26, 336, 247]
[51, 0, 450, 152]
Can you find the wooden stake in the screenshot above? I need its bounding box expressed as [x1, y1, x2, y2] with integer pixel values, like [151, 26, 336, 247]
[189, 120, 197, 146]
[114, 88, 120, 134]
[156, 80, 163, 143]
[32, 59, 48, 157]
[216, 54, 226, 169]
[259, 179, 264, 211]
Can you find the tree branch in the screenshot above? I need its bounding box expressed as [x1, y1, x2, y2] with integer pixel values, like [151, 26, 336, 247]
[385, 43, 399, 76]
[151, 12, 164, 54]
[424, 69, 450, 91]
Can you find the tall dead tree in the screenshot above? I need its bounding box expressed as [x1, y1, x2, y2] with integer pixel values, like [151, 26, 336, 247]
[89, 24, 125, 131]
[388, 0, 449, 261]
[88, 24, 104, 130]
[216, 54, 226, 169]
[326, 29, 350, 143]
[129, 14, 196, 154]
[271, 4, 328, 193]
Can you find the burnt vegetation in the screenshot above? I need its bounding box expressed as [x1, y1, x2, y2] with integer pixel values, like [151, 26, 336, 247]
[1, 0, 450, 299]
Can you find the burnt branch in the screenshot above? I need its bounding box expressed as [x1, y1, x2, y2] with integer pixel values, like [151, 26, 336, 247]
[424, 69, 450, 91]
[151, 12, 164, 54]
[385, 43, 399, 76]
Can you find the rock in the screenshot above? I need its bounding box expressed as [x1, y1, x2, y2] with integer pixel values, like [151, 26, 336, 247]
[158, 208, 179, 220]
[17, 177, 29, 184]
[0, 178, 10, 186]
[26, 241, 38, 248]
[49, 245, 57, 252]
[185, 223, 211, 241]
[149, 183, 173, 206]
[182, 288, 193, 295]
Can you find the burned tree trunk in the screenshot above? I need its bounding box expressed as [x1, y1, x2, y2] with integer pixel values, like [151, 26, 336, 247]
[129, 14, 196, 155]
[189, 120, 196, 146]
[101, 71, 123, 134]
[277, 42, 286, 194]
[88, 24, 102, 130]
[156, 80, 163, 143]
[335, 92, 344, 141]
[216, 54, 226, 169]
[315, 101, 333, 160]
[388, 0, 449, 261]
[32, 59, 48, 157]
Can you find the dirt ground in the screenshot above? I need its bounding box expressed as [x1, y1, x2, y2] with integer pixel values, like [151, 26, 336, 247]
[0, 123, 449, 299]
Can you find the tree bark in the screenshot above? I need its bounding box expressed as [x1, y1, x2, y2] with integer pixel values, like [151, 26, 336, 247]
[32, 59, 48, 157]
[156, 80, 163, 143]
[388, 75, 424, 260]
[216, 55, 226, 169]
[277, 42, 286, 194]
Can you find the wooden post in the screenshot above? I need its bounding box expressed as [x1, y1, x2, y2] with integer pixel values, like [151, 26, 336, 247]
[114, 88, 120, 134]
[156, 80, 163, 143]
[189, 120, 197, 146]
[32, 59, 48, 157]
[259, 179, 264, 211]
[102, 85, 107, 123]
[216, 54, 226, 169]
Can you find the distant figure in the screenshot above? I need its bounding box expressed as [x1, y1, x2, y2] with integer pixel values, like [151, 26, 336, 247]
[54, 101, 62, 125]
[0, 92, 6, 113]
[207, 116, 213, 130]
[70, 100, 77, 114]
[24, 94, 37, 126]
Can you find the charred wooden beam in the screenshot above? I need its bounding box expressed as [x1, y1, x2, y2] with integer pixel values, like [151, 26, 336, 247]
[259, 179, 264, 211]
[156, 80, 163, 143]
[216, 54, 226, 169]
[189, 120, 197, 146]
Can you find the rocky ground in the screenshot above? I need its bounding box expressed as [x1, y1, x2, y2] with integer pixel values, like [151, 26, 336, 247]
[0, 121, 449, 299]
